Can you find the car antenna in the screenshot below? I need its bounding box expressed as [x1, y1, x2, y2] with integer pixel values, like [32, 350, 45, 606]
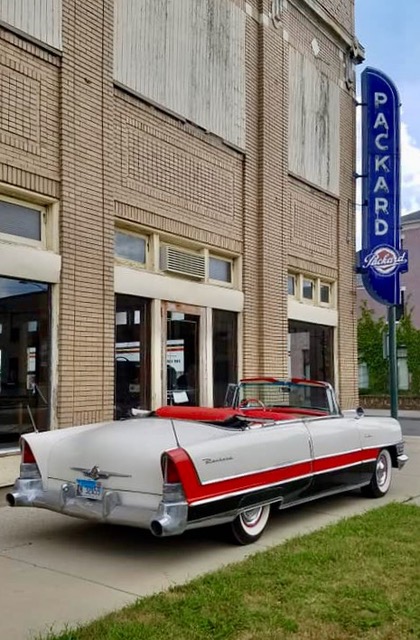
[170, 419, 181, 447]
[26, 404, 39, 433]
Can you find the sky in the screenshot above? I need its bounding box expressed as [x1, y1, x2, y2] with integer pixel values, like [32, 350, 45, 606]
[355, 0, 420, 216]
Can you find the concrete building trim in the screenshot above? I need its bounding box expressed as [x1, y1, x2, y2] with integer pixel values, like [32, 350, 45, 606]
[0, 243, 61, 283]
[288, 298, 338, 326]
[114, 266, 244, 313]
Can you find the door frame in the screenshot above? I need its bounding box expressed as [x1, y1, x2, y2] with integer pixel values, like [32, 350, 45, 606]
[161, 301, 209, 406]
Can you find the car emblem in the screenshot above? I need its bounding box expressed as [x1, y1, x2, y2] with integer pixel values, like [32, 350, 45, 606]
[71, 466, 131, 479]
[87, 465, 101, 480]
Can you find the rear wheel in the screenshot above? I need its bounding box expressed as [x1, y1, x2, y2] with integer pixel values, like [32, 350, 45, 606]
[228, 504, 271, 545]
[361, 448, 392, 498]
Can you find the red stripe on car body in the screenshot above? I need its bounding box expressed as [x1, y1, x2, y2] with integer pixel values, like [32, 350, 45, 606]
[166, 447, 381, 506]
[312, 448, 380, 474]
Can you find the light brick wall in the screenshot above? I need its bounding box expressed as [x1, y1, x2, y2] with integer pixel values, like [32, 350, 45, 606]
[243, 13, 290, 378]
[113, 91, 244, 254]
[316, 0, 354, 35]
[0, 27, 60, 196]
[58, 0, 115, 426]
[336, 86, 359, 408]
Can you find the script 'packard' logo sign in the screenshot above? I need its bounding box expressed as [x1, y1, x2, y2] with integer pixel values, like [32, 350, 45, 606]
[363, 246, 408, 277]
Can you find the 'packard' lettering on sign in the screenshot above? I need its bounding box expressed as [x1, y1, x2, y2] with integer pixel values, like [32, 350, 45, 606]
[358, 68, 408, 306]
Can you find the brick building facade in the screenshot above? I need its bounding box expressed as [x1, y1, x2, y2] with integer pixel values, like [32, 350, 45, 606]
[0, 0, 360, 485]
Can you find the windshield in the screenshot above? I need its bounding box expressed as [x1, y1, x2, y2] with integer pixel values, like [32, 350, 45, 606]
[236, 381, 332, 413]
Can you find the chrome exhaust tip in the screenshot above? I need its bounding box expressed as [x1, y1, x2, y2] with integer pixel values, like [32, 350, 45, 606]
[6, 492, 16, 507]
[150, 519, 164, 537]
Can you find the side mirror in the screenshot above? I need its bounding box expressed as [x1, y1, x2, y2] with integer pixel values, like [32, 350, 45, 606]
[356, 406, 364, 419]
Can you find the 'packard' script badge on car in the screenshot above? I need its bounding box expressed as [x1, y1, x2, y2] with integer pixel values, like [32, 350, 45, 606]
[202, 456, 233, 465]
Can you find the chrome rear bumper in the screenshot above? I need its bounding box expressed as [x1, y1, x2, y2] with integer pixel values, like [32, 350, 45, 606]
[6, 477, 189, 535]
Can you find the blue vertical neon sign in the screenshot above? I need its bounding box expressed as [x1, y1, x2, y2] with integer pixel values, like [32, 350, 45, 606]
[358, 68, 408, 306]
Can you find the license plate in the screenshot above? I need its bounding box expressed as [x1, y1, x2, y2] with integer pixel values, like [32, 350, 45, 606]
[76, 478, 103, 500]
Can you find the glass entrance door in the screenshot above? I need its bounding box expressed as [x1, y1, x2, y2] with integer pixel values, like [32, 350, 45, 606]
[164, 303, 202, 406]
[0, 277, 50, 450]
[114, 295, 150, 419]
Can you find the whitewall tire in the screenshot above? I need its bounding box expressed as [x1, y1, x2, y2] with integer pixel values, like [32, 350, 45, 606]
[228, 504, 271, 545]
[362, 448, 392, 498]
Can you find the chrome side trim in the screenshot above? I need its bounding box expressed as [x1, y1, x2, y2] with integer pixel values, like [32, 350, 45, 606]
[192, 473, 314, 506]
[200, 444, 388, 486]
[192, 458, 379, 507]
[202, 457, 312, 485]
[312, 458, 377, 476]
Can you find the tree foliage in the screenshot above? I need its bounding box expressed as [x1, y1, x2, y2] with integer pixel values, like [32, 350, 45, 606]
[358, 300, 420, 394]
[396, 312, 420, 394]
[357, 301, 388, 393]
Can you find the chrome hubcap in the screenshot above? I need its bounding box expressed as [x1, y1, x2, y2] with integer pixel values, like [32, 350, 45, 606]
[241, 507, 263, 527]
[376, 454, 388, 487]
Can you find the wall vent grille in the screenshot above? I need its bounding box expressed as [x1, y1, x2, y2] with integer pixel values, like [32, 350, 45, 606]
[160, 246, 206, 279]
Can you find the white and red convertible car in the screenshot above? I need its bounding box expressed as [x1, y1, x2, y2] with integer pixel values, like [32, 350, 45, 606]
[6, 377, 408, 545]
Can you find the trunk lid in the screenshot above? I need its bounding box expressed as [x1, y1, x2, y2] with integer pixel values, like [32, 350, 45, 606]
[27, 418, 178, 494]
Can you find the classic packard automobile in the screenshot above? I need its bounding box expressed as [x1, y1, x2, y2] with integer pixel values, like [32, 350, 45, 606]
[6, 378, 408, 545]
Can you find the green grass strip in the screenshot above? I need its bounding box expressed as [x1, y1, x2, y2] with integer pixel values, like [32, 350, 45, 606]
[40, 503, 420, 640]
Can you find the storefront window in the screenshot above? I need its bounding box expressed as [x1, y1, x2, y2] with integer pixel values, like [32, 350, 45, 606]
[114, 295, 150, 419]
[213, 310, 237, 406]
[0, 277, 50, 450]
[288, 320, 334, 384]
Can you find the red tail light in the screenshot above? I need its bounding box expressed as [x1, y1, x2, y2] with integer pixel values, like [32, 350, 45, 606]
[161, 453, 181, 484]
[22, 440, 36, 464]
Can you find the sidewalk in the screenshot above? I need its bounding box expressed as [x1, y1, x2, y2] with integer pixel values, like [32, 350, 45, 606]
[364, 409, 420, 420]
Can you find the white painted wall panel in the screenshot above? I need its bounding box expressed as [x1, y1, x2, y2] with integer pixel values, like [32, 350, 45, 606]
[289, 48, 340, 195]
[0, 0, 62, 49]
[114, 0, 246, 149]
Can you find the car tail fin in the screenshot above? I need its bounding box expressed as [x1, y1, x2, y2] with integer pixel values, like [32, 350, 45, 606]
[161, 452, 181, 484]
[160, 450, 187, 503]
[22, 440, 36, 464]
[20, 439, 41, 479]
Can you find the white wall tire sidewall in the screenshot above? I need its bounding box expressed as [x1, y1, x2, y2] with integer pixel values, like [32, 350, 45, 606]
[376, 449, 392, 495]
[238, 505, 270, 538]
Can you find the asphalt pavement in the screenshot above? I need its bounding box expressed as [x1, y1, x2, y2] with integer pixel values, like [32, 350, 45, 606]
[0, 436, 419, 640]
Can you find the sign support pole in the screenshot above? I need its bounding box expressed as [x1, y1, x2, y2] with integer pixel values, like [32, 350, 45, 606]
[388, 305, 398, 419]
